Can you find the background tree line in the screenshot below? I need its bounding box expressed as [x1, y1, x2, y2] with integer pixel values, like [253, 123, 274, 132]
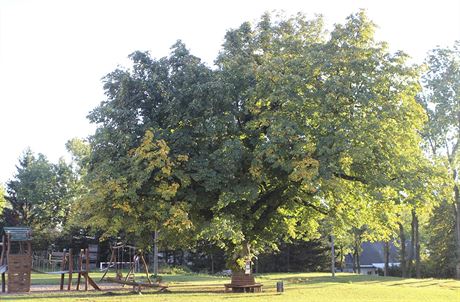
[0, 11, 458, 279]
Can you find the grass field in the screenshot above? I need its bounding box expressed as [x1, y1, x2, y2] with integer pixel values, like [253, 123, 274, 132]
[1, 272, 459, 302]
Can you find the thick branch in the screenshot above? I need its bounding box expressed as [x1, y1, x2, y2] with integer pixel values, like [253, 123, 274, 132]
[426, 135, 437, 155]
[446, 138, 453, 163]
[334, 172, 368, 184]
[294, 196, 329, 215]
[451, 140, 460, 161]
[249, 184, 287, 216]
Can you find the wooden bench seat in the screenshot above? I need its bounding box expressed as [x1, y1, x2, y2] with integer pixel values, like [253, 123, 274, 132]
[224, 283, 263, 293]
[224, 272, 263, 293]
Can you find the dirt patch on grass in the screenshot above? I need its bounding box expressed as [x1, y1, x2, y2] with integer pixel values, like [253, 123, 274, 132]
[1, 282, 132, 295]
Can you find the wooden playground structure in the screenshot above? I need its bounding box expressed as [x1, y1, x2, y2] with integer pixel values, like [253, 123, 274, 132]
[39, 248, 101, 291]
[0, 227, 101, 293]
[100, 243, 168, 293]
[0, 227, 33, 293]
[0, 229, 170, 295]
[0, 230, 259, 295]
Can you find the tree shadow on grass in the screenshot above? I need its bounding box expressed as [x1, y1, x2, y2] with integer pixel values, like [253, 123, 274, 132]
[275, 274, 396, 285]
[263, 274, 431, 287]
[269, 274, 460, 290]
[1, 289, 176, 301]
[1, 286, 283, 301]
[2, 280, 233, 301]
[0, 293, 116, 301]
[221, 293, 280, 299]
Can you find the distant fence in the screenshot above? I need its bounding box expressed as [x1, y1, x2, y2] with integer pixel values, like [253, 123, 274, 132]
[99, 261, 141, 272]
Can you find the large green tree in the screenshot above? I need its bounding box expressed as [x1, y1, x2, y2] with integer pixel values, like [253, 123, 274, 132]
[426, 199, 457, 278]
[4, 149, 77, 245]
[85, 11, 426, 269]
[420, 41, 460, 278]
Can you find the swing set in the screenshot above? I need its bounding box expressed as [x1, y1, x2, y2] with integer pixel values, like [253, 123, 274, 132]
[100, 243, 168, 293]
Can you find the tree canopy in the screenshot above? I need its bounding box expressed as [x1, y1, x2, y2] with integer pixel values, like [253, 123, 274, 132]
[3, 149, 77, 246]
[419, 41, 460, 278]
[82, 11, 429, 269]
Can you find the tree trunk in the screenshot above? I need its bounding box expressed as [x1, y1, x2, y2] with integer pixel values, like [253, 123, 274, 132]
[331, 235, 336, 277]
[229, 241, 252, 272]
[407, 209, 416, 277]
[384, 241, 390, 277]
[339, 246, 344, 272]
[352, 251, 357, 273]
[287, 245, 290, 272]
[22, 203, 30, 226]
[355, 243, 361, 274]
[153, 229, 159, 275]
[210, 253, 214, 274]
[415, 212, 421, 278]
[243, 241, 251, 259]
[398, 222, 407, 278]
[230, 241, 253, 285]
[455, 183, 460, 279]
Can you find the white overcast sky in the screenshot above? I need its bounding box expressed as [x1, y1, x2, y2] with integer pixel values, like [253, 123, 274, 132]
[0, 0, 459, 185]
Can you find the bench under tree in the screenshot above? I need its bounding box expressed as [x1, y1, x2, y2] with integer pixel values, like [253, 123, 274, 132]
[224, 272, 263, 293]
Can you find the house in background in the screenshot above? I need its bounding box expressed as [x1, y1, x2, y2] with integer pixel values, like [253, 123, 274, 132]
[344, 242, 400, 275]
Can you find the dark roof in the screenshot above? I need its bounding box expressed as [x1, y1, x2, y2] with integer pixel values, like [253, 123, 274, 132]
[345, 241, 399, 266]
[2, 227, 32, 241]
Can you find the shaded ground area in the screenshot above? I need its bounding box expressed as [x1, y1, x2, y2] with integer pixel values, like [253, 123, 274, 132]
[1, 272, 459, 302]
[16, 282, 130, 293]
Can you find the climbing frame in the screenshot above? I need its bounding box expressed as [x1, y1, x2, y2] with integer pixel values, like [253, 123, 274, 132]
[0, 227, 32, 293]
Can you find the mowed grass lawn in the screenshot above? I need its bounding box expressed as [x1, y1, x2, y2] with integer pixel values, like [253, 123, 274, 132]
[1, 272, 459, 302]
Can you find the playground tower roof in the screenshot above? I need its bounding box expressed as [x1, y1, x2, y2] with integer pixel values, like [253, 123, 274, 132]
[2, 227, 32, 241]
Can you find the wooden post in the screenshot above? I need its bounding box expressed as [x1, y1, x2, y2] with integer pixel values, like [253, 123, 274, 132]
[100, 247, 115, 281]
[0, 235, 5, 293]
[60, 250, 66, 290]
[2, 272, 5, 293]
[140, 254, 152, 284]
[5, 233, 10, 293]
[123, 265, 135, 284]
[76, 250, 82, 290]
[0, 235, 6, 265]
[61, 250, 67, 271]
[85, 274, 101, 291]
[68, 249, 73, 291]
[85, 248, 89, 290]
[6, 234, 11, 265]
